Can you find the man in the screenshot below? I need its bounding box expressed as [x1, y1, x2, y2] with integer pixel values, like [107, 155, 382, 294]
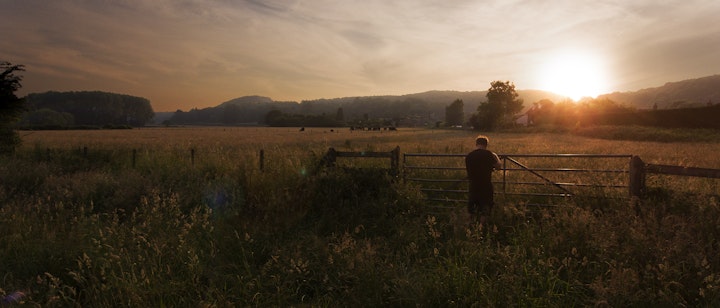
[465, 135, 502, 224]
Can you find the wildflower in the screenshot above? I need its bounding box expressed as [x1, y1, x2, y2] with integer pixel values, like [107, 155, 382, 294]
[426, 215, 441, 239]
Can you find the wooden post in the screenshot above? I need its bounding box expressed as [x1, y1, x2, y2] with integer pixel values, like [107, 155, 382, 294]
[326, 147, 337, 167]
[132, 149, 137, 168]
[83, 146, 88, 158]
[629, 156, 645, 198]
[391, 146, 400, 174]
[502, 155, 507, 196]
[191, 148, 195, 166]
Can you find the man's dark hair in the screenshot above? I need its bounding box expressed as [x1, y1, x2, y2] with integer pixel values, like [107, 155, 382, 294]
[475, 135, 489, 146]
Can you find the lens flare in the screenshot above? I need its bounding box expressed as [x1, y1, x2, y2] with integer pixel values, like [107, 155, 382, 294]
[2, 291, 25, 304]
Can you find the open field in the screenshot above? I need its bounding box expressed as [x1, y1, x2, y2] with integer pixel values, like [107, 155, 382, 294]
[19, 126, 720, 166]
[2, 126, 720, 306]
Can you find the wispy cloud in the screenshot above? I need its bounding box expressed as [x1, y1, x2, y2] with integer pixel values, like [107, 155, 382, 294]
[1, 0, 718, 110]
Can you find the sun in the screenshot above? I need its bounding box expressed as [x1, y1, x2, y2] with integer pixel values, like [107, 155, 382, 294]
[537, 50, 610, 101]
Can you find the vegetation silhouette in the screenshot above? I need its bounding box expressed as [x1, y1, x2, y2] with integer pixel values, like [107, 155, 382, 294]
[0, 61, 25, 153]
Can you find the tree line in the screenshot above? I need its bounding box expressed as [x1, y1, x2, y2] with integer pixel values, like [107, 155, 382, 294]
[523, 97, 720, 129]
[460, 80, 720, 131]
[264, 109, 345, 127]
[19, 91, 155, 128]
[166, 96, 445, 127]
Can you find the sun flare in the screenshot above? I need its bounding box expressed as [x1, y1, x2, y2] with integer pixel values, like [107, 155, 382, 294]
[537, 50, 610, 101]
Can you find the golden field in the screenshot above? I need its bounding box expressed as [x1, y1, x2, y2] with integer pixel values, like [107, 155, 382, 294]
[1, 126, 719, 306]
[19, 126, 720, 167]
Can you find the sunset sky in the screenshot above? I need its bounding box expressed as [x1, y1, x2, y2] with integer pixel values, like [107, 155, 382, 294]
[2, 0, 719, 111]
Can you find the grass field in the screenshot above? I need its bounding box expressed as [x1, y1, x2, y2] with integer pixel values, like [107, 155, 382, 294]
[2, 126, 719, 306]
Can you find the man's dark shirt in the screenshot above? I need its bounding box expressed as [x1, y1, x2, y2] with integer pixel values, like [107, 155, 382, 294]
[465, 148, 499, 201]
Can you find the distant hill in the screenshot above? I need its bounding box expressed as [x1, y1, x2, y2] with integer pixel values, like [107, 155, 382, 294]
[150, 112, 174, 125]
[33, 74, 719, 127]
[598, 75, 720, 109]
[167, 90, 565, 126]
[217, 95, 275, 107]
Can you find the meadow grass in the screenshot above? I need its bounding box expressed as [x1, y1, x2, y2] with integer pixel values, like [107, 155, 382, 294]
[1, 126, 719, 306]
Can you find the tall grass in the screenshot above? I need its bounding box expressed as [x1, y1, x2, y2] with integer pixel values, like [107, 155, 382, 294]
[1, 127, 719, 306]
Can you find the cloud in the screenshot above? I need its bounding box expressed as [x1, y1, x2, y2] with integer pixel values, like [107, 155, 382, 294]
[2, 0, 719, 110]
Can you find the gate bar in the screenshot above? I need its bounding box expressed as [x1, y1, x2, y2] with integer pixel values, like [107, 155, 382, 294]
[504, 156, 574, 195]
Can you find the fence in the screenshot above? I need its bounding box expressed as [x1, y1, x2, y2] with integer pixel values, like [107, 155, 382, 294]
[630, 156, 720, 197]
[317, 146, 400, 174]
[403, 153, 634, 204]
[35, 146, 720, 203]
[302, 147, 720, 205]
[404, 152, 720, 204]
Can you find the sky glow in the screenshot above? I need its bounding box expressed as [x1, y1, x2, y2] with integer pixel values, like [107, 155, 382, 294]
[537, 49, 610, 101]
[1, 0, 719, 111]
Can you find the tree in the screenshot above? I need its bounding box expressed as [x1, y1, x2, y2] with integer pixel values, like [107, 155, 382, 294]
[469, 80, 524, 130]
[445, 99, 464, 127]
[1, 62, 25, 123]
[529, 99, 555, 126]
[335, 107, 344, 122]
[0, 61, 25, 153]
[18, 108, 75, 128]
[264, 109, 283, 125]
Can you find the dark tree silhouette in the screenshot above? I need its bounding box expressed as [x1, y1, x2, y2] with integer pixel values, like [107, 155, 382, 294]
[0, 62, 25, 123]
[0, 61, 25, 153]
[470, 81, 523, 130]
[445, 99, 464, 126]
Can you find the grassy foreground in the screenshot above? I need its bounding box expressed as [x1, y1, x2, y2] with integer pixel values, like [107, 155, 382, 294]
[1, 127, 719, 306]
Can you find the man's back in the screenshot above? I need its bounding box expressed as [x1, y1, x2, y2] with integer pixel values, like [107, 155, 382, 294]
[465, 135, 501, 223]
[465, 148, 498, 189]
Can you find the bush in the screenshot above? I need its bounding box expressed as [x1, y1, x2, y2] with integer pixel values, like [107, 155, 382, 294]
[305, 168, 410, 234]
[0, 127, 20, 154]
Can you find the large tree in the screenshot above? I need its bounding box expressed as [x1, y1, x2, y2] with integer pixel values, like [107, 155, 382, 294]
[0, 61, 25, 153]
[469, 80, 524, 130]
[445, 99, 464, 126]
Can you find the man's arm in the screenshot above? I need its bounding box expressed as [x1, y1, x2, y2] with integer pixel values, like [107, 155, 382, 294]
[492, 153, 502, 170]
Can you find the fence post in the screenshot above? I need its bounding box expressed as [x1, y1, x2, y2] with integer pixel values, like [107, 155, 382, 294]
[391, 146, 400, 174]
[629, 155, 645, 198]
[502, 156, 507, 196]
[326, 147, 337, 167]
[191, 148, 195, 166]
[132, 149, 137, 168]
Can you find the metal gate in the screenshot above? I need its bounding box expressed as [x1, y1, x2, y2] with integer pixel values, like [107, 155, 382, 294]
[403, 153, 633, 205]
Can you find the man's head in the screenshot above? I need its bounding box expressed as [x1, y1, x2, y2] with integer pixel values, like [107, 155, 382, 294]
[475, 135, 489, 148]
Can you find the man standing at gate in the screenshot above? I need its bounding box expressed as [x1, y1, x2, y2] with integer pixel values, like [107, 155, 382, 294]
[465, 135, 502, 225]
